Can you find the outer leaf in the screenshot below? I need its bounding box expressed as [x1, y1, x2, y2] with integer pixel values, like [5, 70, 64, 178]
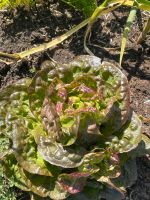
[12, 118, 60, 176]
[58, 172, 90, 194]
[28, 61, 56, 120]
[106, 111, 142, 153]
[0, 78, 60, 177]
[1, 154, 30, 192]
[38, 139, 86, 168]
[33, 124, 85, 168]
[130, 134, 150, 157]
[118, 111, 142, 153]
[0, 78, 31, 137]
[79, 150, 121, 181]
[1, 154, 68, 200]
[112, 158, 137, 189]
[68, 180, 124, 200]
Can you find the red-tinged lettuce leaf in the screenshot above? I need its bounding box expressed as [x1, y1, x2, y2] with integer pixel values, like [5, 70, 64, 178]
[69, 55, 102, 74]
[23, 171, 69, 200]
[41, 95, 80, 146]
[58, 172, 90, 194]
[28, 60, 74, 120]
[28, 61, 56, 119]
[69, 56, 130, 136]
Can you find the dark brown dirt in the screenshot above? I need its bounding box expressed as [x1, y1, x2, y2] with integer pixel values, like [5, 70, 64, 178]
[0, 0, 149, 199]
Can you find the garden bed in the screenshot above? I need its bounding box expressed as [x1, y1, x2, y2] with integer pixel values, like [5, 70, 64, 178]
[0, 0, 150, 199]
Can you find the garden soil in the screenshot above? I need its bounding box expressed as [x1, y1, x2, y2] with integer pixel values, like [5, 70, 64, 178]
[0, 0, 149, 199]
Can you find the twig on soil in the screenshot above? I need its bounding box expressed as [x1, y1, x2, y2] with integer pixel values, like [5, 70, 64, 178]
[0, 18, 89, 64]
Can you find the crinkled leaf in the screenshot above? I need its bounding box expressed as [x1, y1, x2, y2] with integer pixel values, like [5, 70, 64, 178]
[28, 61, 56, 120]
[98, 61, 130, 135]
[0, 78, 31, 138]
[0, 78, 60, 177]
[106, 111, 142, 153]
[38, 137, 86, 168]
[118, 111, 142, 153]
[34, 118, 83, 169]
[78, 151, 105, 174]
[12, 118, 60, 176]
[79, 151, 121, 180]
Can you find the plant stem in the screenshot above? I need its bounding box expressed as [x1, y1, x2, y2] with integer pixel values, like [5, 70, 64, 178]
[137, 17, 150, 44]
[0, 52, 21, 60]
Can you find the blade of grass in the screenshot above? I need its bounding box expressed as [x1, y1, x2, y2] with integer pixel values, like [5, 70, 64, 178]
[119, 6, 137, 65]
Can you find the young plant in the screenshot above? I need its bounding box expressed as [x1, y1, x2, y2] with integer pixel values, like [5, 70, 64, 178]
[0, 55, 149, 200]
